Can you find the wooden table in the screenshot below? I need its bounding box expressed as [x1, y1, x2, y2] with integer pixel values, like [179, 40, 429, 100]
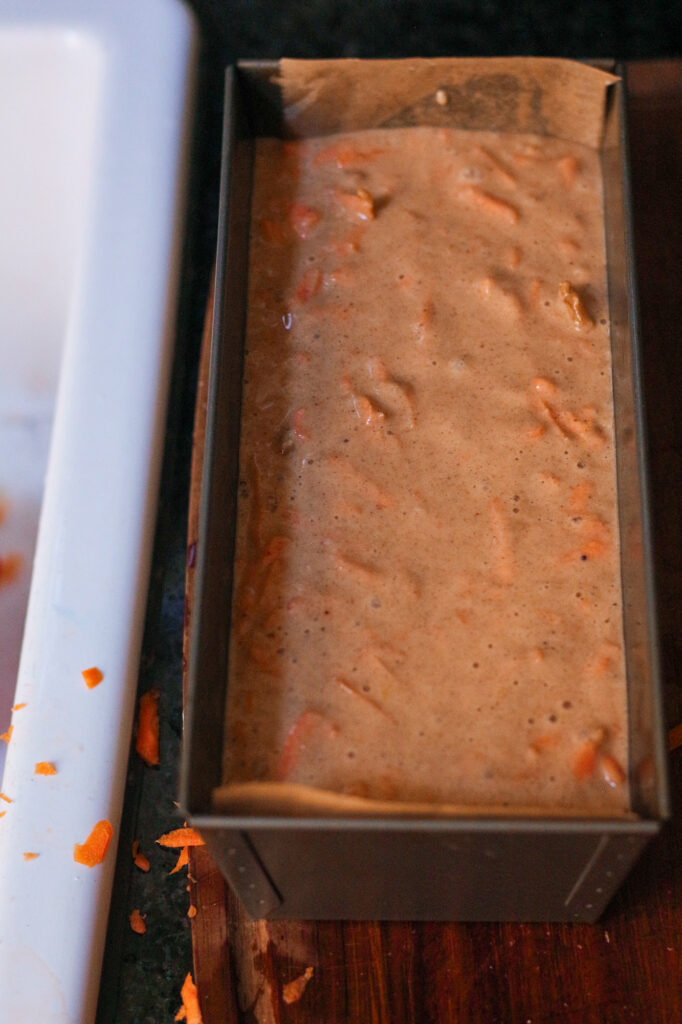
[184, 61, 682, 1024]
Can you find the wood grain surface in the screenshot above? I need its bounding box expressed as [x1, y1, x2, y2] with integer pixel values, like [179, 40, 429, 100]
[184, 61, 682, 1024]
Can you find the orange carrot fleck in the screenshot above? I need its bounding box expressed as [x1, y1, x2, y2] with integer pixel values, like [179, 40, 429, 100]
[0, 792, 12, 803]
[0, 726, 13, 744]
[668, 723, 682, 752]
[129, 908, 147, 934]
[276, 710, 338, 781]
[0, 812, 5, 818]
[557, 155, 579, 188]
[187, 904, 197, 919]
[135, 689, 160, 767]
[73, 819, 114, 867]
[334, 187, 375, 220]
[0, 552, 22, 587]
[283, 966, 314, 1005]
[174, 972, 203, 1023]
[82, 667, 103, 689]
[352, 393, 385, 427]
[558, 280, 594, 331]
[11, 703, 26, 711]
[34, 761, 57, 776]
[156, 827, 204, 849]
[131, 839, 150, 872]
[457, 185, 518, 225]
[313, 143, 382, 168]
[23, 852, 39, 861]
[293, 266, 322, 303]
[572, 740, 598, 781]
[289, 202, 321, 238]
[601, 754, 626, 787]
[532, 377, 557, 397]
[169, 846, 189, 875]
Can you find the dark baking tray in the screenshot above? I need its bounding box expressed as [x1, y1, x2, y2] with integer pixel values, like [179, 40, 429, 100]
[180, 59, 670, 922]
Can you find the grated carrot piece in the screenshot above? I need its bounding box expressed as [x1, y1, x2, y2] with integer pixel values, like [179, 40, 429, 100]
[131, 839, 150, 872]
[11, 703, 26, 711]
[0, 725, 12, 744]
[668, 723, 682, 752]
[293, 266, 322, 303]
[601, 754, 626, 787]
[135, 689, 160, 767]
[34, 762, 57, 776]
[169, 846, 189, 875]
[572, 740, 597, 781]
[0, 812, 5, 818]
[282, 966, 314, 1005]
[0, 552, 22, 586]
[558, 280, 594, 330]
[276, 710, 339, 781]
[457, 185, 518, 225]
[174, 972, 203, 1023]
[81, 667, 103, 689]
[156, 827, 205, 849]
[129, 909, 147, 934]
[23, 852, 39, 861]
[187, 905, 197, 919]
[0, 792, 12, 803]
[73, 819, 113, 867]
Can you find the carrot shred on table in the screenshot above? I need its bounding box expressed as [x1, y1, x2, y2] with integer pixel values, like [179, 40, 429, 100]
[156, 827, 204, 849]
[23, 852, 39, 861]
[174, 972, 203, 1023]
[282, 966, 314, 1005]
[0, 792, 12, 803]
[129, 908, 147, 934]
[81, 667, 104, 689]
[34, 761, 57, 776]
[669, 723, 682, 752]
[135, 689, 160, 767]
[0, 725, 12, 744]
[131, 839, 150, 872]
[169, 846, 189, 875]
[11, 703, 26, 711]
[0, 552, 22, 586]
[187, 904, 197, 919]
[73, 819, 114, 867]
[0, 812, 5, 818]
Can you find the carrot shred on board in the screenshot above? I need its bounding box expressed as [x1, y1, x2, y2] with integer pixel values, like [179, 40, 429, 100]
[0, 792, 12, 803]
[169, 846, 189, 875]
[135, 689, 160, 767]
[131, 839, 150, 872]
[282, 966, 314, 1005]
[0, 812, 5, 818]
[669, 723, 682, 752]
[156, 827, 204, 849]
[23, 852, 39, 861]
[174, 972, 203, 1023]
[187, 905, 197, 919]
[81, 667, 104, 689]
[0, 725, 12, 744]
[129, 909, 147, 934]
[73, 819, 114, 867]
[34, 761, 57, 776]
[11, 703, 26, 711]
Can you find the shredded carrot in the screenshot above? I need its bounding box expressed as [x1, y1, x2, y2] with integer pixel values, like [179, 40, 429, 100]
[174, 973, 203, 1023]
[169, 846, 189, 875]
[11, 703, 26, 711]
[34, 761, 57, 776]
[135, 689, 160, 767]
[293, 266, 322, 303]
[334, 187, 375, 220]
[572, 740, 597, 781]
[0, 552, 22, 587]
[73, 819, 114, 867]
[0, 725, 13, 744]
[81, 667, 104, 689]
[557, 155, 579, 188]
[276, 710, 338, 781]
[601, 754, 626, 787]
[187, 904, 197, 919]
[558, 280, 594, 330]
[668, 723, 682, 752]
[0, 792, 12, 803]
[457, 185, 518, 225]
[156, 827, 204, 849]
[23, 852, 39, 861]
[132, 839, 150, 872]
[129, 908, 147, 934]
[289, 202, 321, 239]
[312, 142, 383, 168]
[282, 966, 314, 1005]
[0, 812, 5, 818]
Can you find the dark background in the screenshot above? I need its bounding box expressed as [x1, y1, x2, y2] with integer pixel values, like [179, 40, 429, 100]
[96, 3, 681, 1021]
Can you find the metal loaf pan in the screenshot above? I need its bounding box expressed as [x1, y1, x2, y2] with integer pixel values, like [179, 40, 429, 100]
[181, 59, 670, 922]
